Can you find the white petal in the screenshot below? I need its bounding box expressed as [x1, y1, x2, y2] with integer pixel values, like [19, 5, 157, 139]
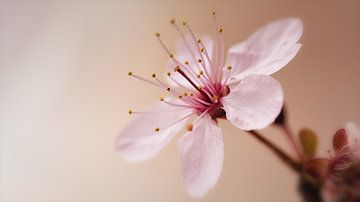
[178, 115, 224, 197]
[227, 18, 303, 81]
[345, 122, 360, 152]
[165, 34, 214, 89]
[222, 75, 284, 130]
[116, 100, 193, 162]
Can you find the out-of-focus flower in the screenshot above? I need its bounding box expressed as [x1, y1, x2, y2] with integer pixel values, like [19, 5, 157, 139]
[307, 123, 360, 202]
[116, 15, 303, 197]
[324, 123, 360, 202]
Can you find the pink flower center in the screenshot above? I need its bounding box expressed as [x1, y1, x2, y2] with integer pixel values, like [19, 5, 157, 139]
[127, 12, 231, 131]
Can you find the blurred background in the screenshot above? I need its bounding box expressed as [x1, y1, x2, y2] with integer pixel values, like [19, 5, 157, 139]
[1, 0, 359, 201]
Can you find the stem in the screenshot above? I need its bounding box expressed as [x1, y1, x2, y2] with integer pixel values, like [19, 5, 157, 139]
[281, 122, 304, 161]
[248, 130, 302, 173]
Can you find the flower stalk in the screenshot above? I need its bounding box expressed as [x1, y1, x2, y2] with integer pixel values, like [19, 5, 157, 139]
[248, 130, 302, 173]
[281, 122, 304, 161]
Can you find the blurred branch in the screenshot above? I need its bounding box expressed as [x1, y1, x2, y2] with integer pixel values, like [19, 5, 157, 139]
[248, 130, 302, 173]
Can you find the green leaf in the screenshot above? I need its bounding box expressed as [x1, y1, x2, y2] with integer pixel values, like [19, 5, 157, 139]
[299, 128, 318, 158]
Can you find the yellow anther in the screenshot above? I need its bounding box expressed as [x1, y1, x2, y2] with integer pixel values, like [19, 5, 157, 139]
[190, 93, 194, 96]
[197, 39, 202, 43]
[186, 124, 193, 131]
[166, 72, 171, 76]
[199, 70, 204, 75]
[128, 72, 133, 76]
[213, 95, 219, 102]
[184, 92, 188, 96]
[227, 65, 232, 70]
[197, 59, 202, 63]
[182, 21, 187, 26]
[128, 109, 133, 115]
[170, 19, 175, 24]
[198, 86, 203, 90]
[160, 97, 164, 101]
[169, 54, 174, 58]
[184, 60, 189, 65]
[212, 11, 216, 15]
[155, 127, 160, 132]
[166, 87, 171, 92]
[152, 73, 156, 78]
[178, 95, 183, 99]
[155, 33, 160, 37]
[200, 48, 204, 52]
[197, 74, 201, 78]
[218, 28, 223, 33]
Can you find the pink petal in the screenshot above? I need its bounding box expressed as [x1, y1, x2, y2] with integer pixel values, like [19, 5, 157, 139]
[116, 100, 193, 162]
[165, 34, 214, 88]
[345, 122, 360, 154]
[222, 75, 284, 130]
[332, 128, 349, 153]
[178, 115, 224, 197]
[227, 18, 303, 82]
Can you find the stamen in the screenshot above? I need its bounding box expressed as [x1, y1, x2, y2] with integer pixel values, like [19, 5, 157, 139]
[183, 24, 213, 83]
[175, 66, 203, 92]
[190, 107, 212, 127]
[192, 95, 212, 106]
[171, 19, 203, 73]
[155, 33, 175, 58]
[157, 112, 195, 132]
[129, 107, 189, 115]
[182, 96, 211, 109]
[156, 33, 199, 81]
[211, 11, 225, 83]
[199, 40, 213, 65]
[162, 99, 194, 108]
[128, 72, 163, 88]
[221, 65, 233, 88]
[128, 109, 133, 115]
[186, 124, 193, 131]
[155, 127, 160, 132]
[167, 73, 196, 93]
[213, 95, 219, 103]
[152, 75, 172, 91]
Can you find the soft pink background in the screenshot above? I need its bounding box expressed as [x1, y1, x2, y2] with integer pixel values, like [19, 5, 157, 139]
[1, 1, 359, 201]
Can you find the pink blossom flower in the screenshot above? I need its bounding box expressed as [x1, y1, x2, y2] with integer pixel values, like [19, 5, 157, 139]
[116, 16, 303, 197]
[321, 123, 360, 201]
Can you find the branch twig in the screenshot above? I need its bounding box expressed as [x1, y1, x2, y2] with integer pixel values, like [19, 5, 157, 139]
[248, 130, 302, 173]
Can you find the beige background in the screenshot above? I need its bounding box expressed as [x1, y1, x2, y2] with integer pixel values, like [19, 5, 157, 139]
[1, 0, 359, 201]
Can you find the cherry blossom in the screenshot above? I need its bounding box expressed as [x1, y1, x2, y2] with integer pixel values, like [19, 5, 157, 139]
[117, 15, 303, 197]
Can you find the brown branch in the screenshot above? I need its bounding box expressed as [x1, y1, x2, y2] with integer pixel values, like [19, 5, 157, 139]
[248, 130, 302, 173]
